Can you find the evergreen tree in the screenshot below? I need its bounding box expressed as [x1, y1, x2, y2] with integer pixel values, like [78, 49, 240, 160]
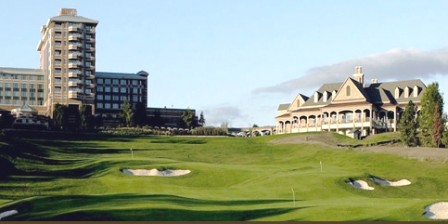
[198, 111, 205, 126]
[181, 109, 194, 129]
[53, 103, 67, 130]
[432, 104, 444, 147]
[398, 100, 418, 146]
[119, 99, 134, 127]
[418, 82, 444, 147]
[79, 105, 91, 129]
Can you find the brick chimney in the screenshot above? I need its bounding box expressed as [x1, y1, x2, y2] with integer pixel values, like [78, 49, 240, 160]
[353, 66, 364, 85]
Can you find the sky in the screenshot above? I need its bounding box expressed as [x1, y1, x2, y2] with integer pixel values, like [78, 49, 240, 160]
[1, 0, 448, 127]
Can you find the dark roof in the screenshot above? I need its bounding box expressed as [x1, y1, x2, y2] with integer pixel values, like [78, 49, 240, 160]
[96, 71, 147, 80]
[365, 79, 426, 104]
[301, 82, 342, 107]
[297, 78, 426, 108]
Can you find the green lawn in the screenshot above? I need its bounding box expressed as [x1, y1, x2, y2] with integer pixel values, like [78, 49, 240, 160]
[0, 133, 446, 221]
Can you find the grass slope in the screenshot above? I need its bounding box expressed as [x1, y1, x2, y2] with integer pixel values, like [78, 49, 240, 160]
[0, 133, 446, 221]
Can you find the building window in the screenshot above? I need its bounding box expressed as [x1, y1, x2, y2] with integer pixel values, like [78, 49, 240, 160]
[132, 96, 138, 102]
[55, 87, 61, 92]
[113, 87, 118, 93]
[120, 96, 127, 101]
[86, 62, 91, 67]
[21, 92, 27, 97]
[21, 75, 27, 80]
[55, 59, 61, 65]
[13, 99, 19, 105]
[86, 34, 91, 39]
[97, 78, 103, 84]
[86, 43, 91, 49]
[97, 86, 103, 92]
[113, 95, 119, 101]
[105, 95, 111, 100]
[113, 103, 119, 109]
[105, 79, 111, 84]
[55, 69, 61, 74]
[120, 87, 126, 93]
[85, 89, 91, 94]
[5, 91, 10, 97]
[105, 103, 111, 109]
[133, 88, 138, 94]
[105, 87, 111, 92]
[5, 74, 11, 79]
[120, 80, 126, 85]
[38, 76, 44, 80]
[55, 78, 61, 83]
[346, 85, 351, 97]
[97, 94, 103, 100]
[86, 53, 91, 58]
[86, 80, 91, 85]
[14, 75, 19, 79]
[55, 32, 61, 37]
[97, 103, 103, 108]
[132, 80, 138, 85]
[29, 100, 35, 105]
[21, 84, 27, 89]
[113, 79, 119, 84]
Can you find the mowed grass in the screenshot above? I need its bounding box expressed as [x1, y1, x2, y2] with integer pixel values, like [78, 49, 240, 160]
[0, 133, 447, 220]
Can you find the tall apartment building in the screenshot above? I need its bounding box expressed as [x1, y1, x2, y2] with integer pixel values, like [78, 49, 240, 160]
[36, 8, 98, 117]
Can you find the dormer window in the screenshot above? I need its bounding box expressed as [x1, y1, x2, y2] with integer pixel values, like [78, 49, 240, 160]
[395, 87, 400, 98]
[314, 92, 319, 103]
[346, 85, 351, 97]
[414, 86, 419, 97]
[297, 99, 300, 107]
[404, 86, 409, 98]
[332, 90, 337, 100]
[323, 91, 328, 102]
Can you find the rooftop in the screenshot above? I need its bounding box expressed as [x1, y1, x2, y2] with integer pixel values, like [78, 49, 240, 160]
[96, 71, 148, 80]
[0, 67, 43, 75]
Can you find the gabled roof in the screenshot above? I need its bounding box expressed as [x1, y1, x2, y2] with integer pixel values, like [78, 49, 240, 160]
[332, 77, 370, 103]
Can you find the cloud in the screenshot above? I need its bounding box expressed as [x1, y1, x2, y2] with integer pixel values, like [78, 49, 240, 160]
[253, 48, 448, 94]
[203, 106, 245, 127]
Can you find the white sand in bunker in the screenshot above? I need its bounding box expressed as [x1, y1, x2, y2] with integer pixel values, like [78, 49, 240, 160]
[347, 180, 374, 190]
[122, 169, 191, 176]
[424, 202, 448, 219]
[369, 177, 411, 186]
[0, 210, 18, 220]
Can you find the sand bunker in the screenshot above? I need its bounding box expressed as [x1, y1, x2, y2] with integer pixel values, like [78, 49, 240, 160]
[347, 180, 374, 190]
[424, 202, 448, 219]
[0, 210, 18, 220]
[122, 169, 191, 176]
[370, 177, 411, 186]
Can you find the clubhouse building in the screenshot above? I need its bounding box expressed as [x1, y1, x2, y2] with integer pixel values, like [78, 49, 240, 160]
[276, 67, 426, 137]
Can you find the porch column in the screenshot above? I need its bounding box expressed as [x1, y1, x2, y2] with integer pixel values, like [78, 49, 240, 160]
[394, 107, 397, 132]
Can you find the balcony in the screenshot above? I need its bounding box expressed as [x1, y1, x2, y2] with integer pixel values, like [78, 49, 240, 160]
[68, 44, 80, 50]
[68, 81, 79, 87]
[68, 26, 79, 32]
[68, 34, 80, 41]
[68, 70, 80, 77]
[68, 61, 80, 68]
[68, 91, 78, 98]
[68, 53, 79, 59]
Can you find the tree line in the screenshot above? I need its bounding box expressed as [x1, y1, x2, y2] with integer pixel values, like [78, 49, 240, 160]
[398, 82, 448, 147]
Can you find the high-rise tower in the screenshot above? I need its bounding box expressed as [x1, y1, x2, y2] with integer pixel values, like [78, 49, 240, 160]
[37, 8, 99, 117]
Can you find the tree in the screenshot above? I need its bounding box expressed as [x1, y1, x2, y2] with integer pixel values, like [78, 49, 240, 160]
[79, 105, 92, 129]
[432, 104, 444, 147]
[220, 121, 229, 133]
[181, 109, 194, 129]
[398, 100, 418, 146]
[119, 99, 134, 127]
[133, 102, 147, 127]
[198, 111, 205, 127]
[418, 82, 444, 147]
[53, 103, 67, 130]
[253, 124, 259, 128]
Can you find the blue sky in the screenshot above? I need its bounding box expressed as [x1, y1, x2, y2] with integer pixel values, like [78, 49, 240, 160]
[1, 0, 447, 127]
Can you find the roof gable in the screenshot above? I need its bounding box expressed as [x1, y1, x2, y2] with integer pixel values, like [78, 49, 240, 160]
[288, 94, 309, 111]
[332, 78, 368, 103]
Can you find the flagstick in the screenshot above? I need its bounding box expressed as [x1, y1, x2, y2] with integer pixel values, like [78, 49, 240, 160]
[130, 148, 133, 159]
[291, 188, 295, 206]
[320, 161, 322, 172]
